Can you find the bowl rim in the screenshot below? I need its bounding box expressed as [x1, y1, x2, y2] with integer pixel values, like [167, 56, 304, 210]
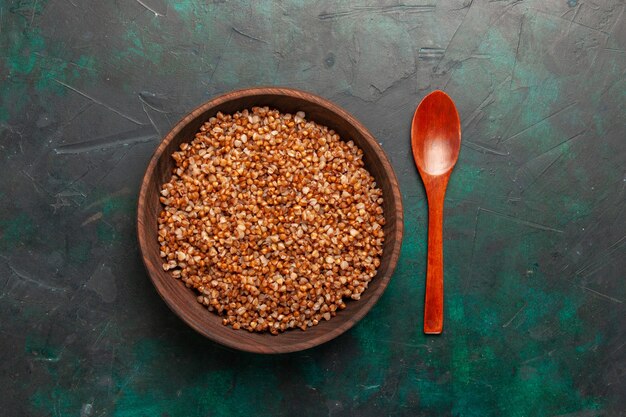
[137, 86, 404, 353]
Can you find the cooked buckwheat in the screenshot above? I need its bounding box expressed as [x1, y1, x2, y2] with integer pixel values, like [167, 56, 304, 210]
[157, 107, 384, 334]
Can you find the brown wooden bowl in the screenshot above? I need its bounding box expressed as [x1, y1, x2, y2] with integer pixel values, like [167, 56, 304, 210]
[137, 87, 403, 353]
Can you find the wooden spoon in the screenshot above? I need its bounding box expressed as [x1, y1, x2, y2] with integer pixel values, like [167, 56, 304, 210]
[411, 90, 461, 334]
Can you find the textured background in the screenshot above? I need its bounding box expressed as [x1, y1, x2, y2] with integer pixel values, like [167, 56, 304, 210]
[1, 0, 625, 416]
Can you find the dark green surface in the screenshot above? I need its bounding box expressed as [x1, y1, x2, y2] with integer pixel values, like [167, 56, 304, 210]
[1, 0, 625, 416]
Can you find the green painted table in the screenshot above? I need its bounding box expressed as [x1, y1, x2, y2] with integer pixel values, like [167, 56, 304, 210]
[1, 1, 625, 416]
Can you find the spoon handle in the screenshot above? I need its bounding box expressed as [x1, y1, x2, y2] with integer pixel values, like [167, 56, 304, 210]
[424, 175, 448, 334]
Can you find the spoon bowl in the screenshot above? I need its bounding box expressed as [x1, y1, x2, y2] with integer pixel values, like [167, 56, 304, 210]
[411, 90, 461, 176]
